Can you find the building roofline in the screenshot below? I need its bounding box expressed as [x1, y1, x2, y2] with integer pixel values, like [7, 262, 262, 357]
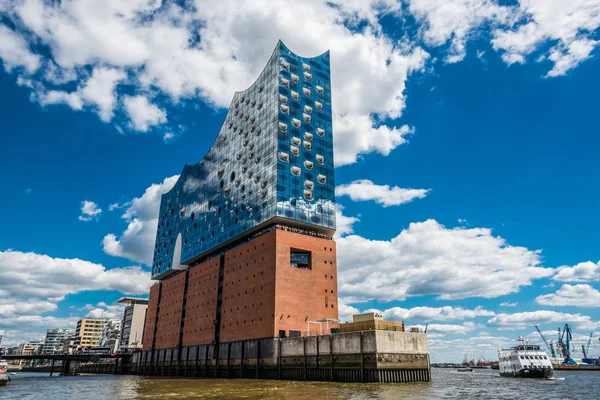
[117, 297, 149, 305]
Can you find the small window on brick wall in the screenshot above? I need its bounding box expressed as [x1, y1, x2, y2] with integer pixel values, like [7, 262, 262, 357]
[290, 249, 311, 269]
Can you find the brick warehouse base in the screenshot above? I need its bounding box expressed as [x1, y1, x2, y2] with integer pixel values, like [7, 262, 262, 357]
[81, 331, 430, 383]
[143, 228, 339, 353]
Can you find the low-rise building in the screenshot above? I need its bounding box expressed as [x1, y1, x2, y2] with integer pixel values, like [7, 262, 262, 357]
[62, 336, 75, 355]
[42, 328, 74, 354]
[118, 297, 148, 352]
[17, 341, 44, 355]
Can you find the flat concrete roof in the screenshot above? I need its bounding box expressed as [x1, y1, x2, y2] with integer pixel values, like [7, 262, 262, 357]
[117, 297, 149, 305]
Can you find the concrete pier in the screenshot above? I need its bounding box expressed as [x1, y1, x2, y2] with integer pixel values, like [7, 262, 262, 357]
[80, 330, 430, 383]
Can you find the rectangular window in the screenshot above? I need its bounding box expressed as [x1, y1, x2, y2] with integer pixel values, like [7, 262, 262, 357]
[290, 249, 311, 269]
[289, 330, 301, 338]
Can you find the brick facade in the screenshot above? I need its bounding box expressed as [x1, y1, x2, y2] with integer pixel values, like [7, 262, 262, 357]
[142, 283, 161, 351]
[143, 228, 338, 351]
[154, 272, 186, 349]
[182, 257, 220, 346]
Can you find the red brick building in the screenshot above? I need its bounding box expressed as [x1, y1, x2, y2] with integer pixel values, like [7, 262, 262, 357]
[143, 226, 338, 351]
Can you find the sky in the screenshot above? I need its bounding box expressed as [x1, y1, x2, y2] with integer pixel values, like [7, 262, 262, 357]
[1, 0, 600, 362]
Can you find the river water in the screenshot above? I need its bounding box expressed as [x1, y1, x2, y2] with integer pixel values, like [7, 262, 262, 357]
[2, 368, 597, 399]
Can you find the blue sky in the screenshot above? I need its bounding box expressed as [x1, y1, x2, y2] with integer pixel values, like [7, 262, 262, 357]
[1, 0, 600, 362]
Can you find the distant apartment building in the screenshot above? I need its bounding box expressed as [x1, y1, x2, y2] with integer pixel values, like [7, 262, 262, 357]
[118, 297, 148, 351]
[62, 336, 75, 355]
[100, 319, 122, 353]
[73, 318, 105, 351]
[42, 328, 74, 354]
[0, 330, 4, 346]
[17, 341, 43, 355]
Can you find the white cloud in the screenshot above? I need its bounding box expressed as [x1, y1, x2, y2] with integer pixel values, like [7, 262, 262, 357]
[536, 284, 600, 308]
[333, 204, 360, 239]
[123, 95, 167, 132]
[553, 261, 600, 282]
[381, 305, 495, 322]
[0, 248, 151, 342]
[487, 310, 595, 330]
[491, 0, 600, 77]
[500, 302, 518, 307]
[78, 200, 102, 221]
[0, 250, 151, 300]
[337, 298, 361, 323]
[103, 175, 179, 265]
[1, 0, 428, 164]
[84, 301, 127, 320]
[37, 66, 126, 122]
[0, 24, 40, 73]
[336, 179, 430, 207]
[412, 322, 477, 335]
[337, 219, 550, 302]
[108, 201, 131, 211]
[407, 0, 510, 63]
[407, 0, 600, 76]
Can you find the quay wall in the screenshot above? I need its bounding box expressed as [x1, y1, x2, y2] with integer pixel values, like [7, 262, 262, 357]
[80, 331, 430, 383]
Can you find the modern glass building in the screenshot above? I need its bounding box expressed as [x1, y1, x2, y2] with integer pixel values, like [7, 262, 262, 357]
[152, 41, 335, 279]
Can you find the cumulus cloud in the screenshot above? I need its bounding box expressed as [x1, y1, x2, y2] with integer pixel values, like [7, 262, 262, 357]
[83, 301, 127, 320]
[536, 284, 600, 308]
[337, 219, 550, 302]
[0, 250, 151, 300]
[407, 0, 510, 63]
[78, 200, 102, 221]
[0, 0, 429, 164]
[491, 0, 600, 77]
[336, 179, 430, 207]
[123, 95, 167, 132]
[0, 24, 41, 73]
[409, 0, 600, 76]
[37, 66, 126, 122]
[487, 310, 596, 330]
[412, 322, 477, 335]
[381, 306, 495, 322]
[553, 261, 600, 282]
[103, 175, 178, 265]
[0, 249, 151, 341]
[333, 204, 360, 239]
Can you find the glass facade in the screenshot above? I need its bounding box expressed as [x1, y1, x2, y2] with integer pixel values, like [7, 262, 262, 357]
[152, 41, 335, 279]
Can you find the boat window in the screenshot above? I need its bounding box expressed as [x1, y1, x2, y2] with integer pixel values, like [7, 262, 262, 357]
[519, 356, 523, 359]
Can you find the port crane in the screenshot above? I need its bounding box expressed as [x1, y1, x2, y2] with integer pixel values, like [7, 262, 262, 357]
[557, 324, 576, 364]
[582, 333, 596, 365]
[534, 325, 556, 358]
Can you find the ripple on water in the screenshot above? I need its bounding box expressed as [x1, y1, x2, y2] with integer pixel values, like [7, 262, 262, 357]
[1, 369, 596, 399]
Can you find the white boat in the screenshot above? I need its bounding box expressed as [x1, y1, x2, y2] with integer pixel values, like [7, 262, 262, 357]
[0, 361, 10, 386]
[498, 339, 553, 379]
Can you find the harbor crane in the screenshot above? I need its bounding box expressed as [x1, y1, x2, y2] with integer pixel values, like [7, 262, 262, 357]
[582, 333, 595, 365]
[534, 325, 556, 358]
[557, 324, 576, 365]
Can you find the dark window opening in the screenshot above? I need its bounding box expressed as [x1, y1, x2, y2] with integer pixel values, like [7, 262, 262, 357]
[290, 249, 311, 269]
[289, 330, 301, 338]
[278, 330, 286, 338]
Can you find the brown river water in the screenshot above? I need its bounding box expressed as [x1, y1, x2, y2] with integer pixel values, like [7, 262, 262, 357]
[1, 368, 596, 399]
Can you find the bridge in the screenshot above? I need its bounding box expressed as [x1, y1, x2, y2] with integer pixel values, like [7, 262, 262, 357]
[1, 354, 131, 376]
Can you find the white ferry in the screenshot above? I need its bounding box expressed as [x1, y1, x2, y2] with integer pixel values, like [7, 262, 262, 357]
[498, 339, 553, 379]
